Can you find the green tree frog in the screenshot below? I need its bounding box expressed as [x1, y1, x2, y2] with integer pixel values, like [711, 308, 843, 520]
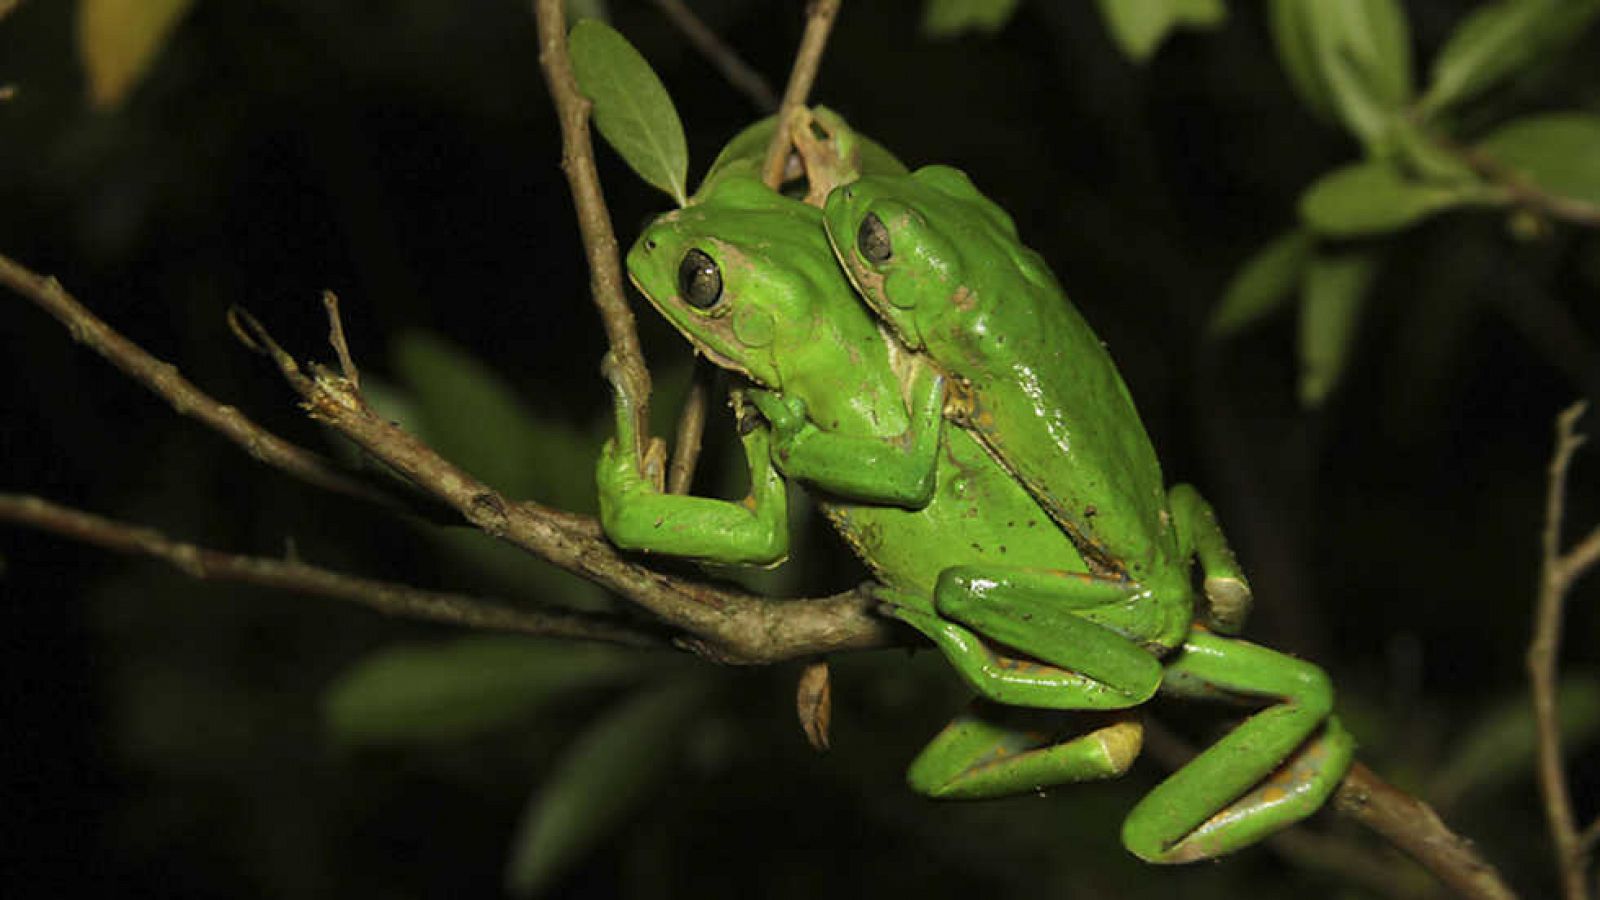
[819, 164, 1353, 861]
[598, 168, 1351, 862]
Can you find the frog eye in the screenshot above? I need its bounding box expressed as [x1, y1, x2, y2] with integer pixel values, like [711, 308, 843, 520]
[856, 213, 892, 265]
[678, 248, 723, 309]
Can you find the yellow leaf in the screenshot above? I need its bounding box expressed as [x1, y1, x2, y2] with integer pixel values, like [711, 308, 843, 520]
[77, 0, 196, 108]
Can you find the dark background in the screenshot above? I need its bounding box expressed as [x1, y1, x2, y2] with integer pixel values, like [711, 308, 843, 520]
[3, 1, 1598, 897]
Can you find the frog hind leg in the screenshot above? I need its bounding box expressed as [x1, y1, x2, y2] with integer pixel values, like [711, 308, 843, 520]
[879, 594, 1155, 711]
[1121, 629, 1354, 863]
[880, 568, 1163, 711]
[908, 701, 1143, 799]
[1168, 484, 1251, 634]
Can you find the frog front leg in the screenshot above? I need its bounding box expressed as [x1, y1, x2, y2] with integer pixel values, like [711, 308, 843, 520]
[747, 362, 944, 509]
[907, 701, 1143, 798]
[1120, 629, 1355, 863]
[1169, 484, 1252, 634]
[597, 370, 789, 565]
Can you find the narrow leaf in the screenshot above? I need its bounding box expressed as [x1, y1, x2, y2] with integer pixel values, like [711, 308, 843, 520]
[569, 19, 688, 205]
[922, 0, 1022, 37]
[1298, 248, 1378, 406]
[1423, 0, 1600, 116]
[77, 0, 196, 108]
[323, 638, 643, 747]
[1269, 0, 1412, 149]
[392, 331, 598, 512]
[1268, 0, 1337, 123]
[1093, 0, 1226, 63]
[1299, 161, 1479, 237]
[1477, 113, 1600, 207]
[1430, 674, 1600, 807]
[1209, 230, 1311, 338]
[506, 682, 705, 896]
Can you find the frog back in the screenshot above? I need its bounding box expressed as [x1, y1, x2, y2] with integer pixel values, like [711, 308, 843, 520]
[829, 167, 1176, 580]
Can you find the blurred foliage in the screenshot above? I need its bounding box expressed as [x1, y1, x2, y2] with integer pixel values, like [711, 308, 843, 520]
[5, 1, 1600, 898]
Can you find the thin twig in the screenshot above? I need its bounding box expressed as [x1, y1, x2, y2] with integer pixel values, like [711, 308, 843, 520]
[0, 253, 397, 509]
[1530, 402, 1595, 900]
[666, 359, 714, 495]
[323, 290, 360, 386]
[760, 0, 842, 188]
[651, 0, 777, 112]
[1425, 122, 1600, 230]
[532, 0, 652, 459]
[0, 494, 663, 647]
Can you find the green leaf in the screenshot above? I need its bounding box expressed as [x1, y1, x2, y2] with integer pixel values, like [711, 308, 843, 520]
[1209, 230, 1311, 338]
[1298, 248, 1378, 406]
[1299, 161, 1481, 237]
[569, 19, 688, 205]
[78, 0, 197, 108]
[922, 0, 1022, 37]
[1423, 0, 1600, 116]
[1477, 113, 1600, 207]
[505, 682, 705, 896]
[1093, 0, 1226, 63]
[1268, 0, 1412, 150]
[322, 638, 644, 747]
[391, 331, 598, 512]
[1430, 673, 1600, 808]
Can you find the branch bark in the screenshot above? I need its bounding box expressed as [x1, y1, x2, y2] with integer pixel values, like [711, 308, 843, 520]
[1333, 762, 1519, 900]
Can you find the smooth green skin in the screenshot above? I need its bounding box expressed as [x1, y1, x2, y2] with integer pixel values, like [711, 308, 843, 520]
[601, 174, 1354, 862]
[818, 165, 1353, 861]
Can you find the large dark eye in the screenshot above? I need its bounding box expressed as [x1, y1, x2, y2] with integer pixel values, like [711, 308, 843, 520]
[678, 248, 723, 309]
[857, 212, 892, 264]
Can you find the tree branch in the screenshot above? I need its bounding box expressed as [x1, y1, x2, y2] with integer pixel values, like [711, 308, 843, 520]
[0, 252, 403, 511]
[1530, 401, 1595, 900]
[0, 494, 663, 648]
[1333, 762, 1519, 900]
[532, 0, 653, 459]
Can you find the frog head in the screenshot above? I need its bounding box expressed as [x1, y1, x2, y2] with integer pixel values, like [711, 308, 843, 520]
[823, 165, 1035, 351]
[627, 176, 879, 393]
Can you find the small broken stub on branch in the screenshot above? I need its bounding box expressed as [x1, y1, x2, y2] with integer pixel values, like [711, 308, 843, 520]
[797, 660, 832, 751]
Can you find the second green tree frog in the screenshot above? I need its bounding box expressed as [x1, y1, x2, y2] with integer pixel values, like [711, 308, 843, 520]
[818, 164, 1352, 861]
